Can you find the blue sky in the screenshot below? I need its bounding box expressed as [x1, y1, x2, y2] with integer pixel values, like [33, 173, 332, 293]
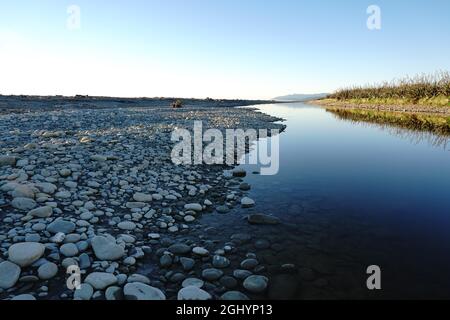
[0, 0, 449, 99]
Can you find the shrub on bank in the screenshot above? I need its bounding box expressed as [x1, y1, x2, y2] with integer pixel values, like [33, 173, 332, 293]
[172, 100, 183, 108]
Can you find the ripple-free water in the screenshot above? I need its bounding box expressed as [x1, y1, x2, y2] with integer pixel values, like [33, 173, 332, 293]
[233, 102, 450, 299]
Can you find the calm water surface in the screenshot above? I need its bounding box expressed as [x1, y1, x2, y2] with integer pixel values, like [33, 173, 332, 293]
[227, 102, 450, 299]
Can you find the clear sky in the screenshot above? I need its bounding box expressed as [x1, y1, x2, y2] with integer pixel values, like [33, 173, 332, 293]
[0, 0, 449, 99]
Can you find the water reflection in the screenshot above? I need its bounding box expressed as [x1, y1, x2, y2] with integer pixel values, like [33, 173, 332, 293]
[329, 112, 450, 149]
[229, 102, 450, 299]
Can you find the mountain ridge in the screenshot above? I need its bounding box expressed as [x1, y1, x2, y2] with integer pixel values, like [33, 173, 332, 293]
[273, 93, 329, 101]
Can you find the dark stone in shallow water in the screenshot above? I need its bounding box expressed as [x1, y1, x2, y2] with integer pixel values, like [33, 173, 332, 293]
[268, 274, 300, 300]
[220, 276, 238, 289]
[248, 214, 281, 225]
[232, 169, 246, 178]
[216, 205, 230, 214]
[239, 183, 251, 191]
[230, 233, 252, 243]
[254, 239, 271, 249]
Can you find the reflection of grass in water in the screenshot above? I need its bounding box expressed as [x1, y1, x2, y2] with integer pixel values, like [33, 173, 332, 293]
[328, 108, 450, 149]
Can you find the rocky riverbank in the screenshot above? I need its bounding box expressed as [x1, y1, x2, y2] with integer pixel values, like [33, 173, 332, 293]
[0, 95, 275, 115]
[0, 98, 286, 300]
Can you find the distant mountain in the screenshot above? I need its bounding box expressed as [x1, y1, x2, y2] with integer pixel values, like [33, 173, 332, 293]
[273, 93, 329, 102]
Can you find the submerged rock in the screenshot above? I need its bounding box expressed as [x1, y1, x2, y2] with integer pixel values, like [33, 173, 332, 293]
[216, 205, 230, 214]
[241, 197, 255, 208]
[232, 168, 246, 177]
[268, 274, 299, 299]
[248, 213, 280, 225]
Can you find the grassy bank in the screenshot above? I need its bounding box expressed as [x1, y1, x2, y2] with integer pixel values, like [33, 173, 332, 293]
[328, 107, 450, 135]
[324, 96, 449, 107]
[315, 72, 450, 134]
[328, 72, 450, 107]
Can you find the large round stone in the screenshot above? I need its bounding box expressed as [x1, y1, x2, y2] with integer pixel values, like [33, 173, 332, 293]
[91, 236, 125, 261]
[60, 243, 79, 257]
[11, 294, 36, 300]
[12, 185, 35, 199]
[0, 155, 17, 167]
[35, 182, 57, 194]
[241, 197, 255, 208]
[74, 283, 94, 300]
[184, 203, 203, 212]
[0, 261, 21, 289]
[37, 262, 58, 280]
[8, 242, 45, 267]
[105, 286, 123, 300]
[27, 206, 53, 218]
[212, 255, 230, 268]
[192, 247, 209, 256]
[47, 219, 76, 234]
[243, 275, 268, 293]
[202, 268, 223, 281]
[11, 197, 37, 211]
[124, 282, 166, 300]
[133, 193, 152, 202]
[168, 243, 191, 255]
[177, 286, 212, 300]
[117, 221, 136, 231]
[85, 272, 117, 290]
[220, 291, 250, 300]
[182, 278, 204, 288]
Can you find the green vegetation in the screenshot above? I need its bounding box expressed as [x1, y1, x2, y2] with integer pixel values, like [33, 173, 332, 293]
[329, 72, 450, 107]
[328, 108, 450, 135]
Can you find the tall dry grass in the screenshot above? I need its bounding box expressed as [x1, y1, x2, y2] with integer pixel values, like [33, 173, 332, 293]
[329, 71, 450, 105]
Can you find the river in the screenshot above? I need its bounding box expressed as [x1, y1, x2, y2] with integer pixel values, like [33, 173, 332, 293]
[208, 102, 450, 299]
